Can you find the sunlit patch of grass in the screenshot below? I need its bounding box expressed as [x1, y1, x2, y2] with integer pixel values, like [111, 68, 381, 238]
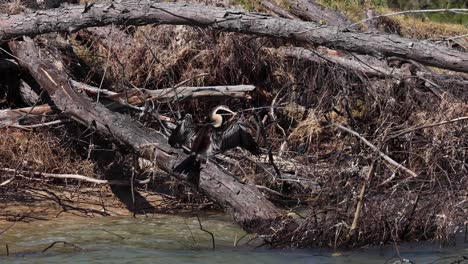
[316, 0, 467, 40]
[377, 8, 468, 39]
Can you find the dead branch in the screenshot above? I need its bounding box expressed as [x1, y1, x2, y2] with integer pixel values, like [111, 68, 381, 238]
[196, 215, 216, 250]
[0, 167, 145, 185]
[271, 47, 468, 90]
[347, 160, 376, 241]
[260, 0, 299, 20]
[1, 1, 467, 73]
[0, 105, 54, 128]
[0, 83, 254, 127]
[41, 241, 83, 253]
[333, 123, 418, 178]
[390, 116, 468, 138]
[270, 47, 391, 77]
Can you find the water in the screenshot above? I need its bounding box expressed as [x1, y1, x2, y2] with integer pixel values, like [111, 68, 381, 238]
[0, 215, 467, 263]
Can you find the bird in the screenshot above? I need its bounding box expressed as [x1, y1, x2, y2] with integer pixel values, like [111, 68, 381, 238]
[169, 105, 262, 185]
[168, 113, 196, 149]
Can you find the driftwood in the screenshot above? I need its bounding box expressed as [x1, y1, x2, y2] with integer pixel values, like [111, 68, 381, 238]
[269, 47, 391, 77]
[0, 82, 254, 127]
[73, 81, 255, 105]
[260, 0, 299, 20]
[9, 38, 282, 232]
[0, 105, 54, 128]
[0, 167, 148, 186]
[0, 1, 467, 73]
[270, 47, 468, 92]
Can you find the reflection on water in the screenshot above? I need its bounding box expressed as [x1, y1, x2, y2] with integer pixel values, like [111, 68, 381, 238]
[0, 214, 467, 264]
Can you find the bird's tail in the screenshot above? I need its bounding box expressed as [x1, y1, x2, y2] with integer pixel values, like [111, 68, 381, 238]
[174, 154, 201, 186]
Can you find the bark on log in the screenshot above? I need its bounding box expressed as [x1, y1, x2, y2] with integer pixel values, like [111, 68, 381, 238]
[1, 1, 467, 73]
[272, 47, 468, 93]
[260, 0, 299, 20]
[9, 38, 283, 232]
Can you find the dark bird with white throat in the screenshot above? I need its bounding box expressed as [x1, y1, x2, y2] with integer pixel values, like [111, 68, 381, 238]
[170, 105, 262, 185]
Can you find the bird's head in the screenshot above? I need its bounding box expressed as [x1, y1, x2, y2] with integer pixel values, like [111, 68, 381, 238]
[210, 105, 236, 128]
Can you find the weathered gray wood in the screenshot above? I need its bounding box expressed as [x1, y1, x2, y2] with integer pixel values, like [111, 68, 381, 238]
[261, 0, 299, 20]
[273, 47, 468, 92]
[0, 81, 254, 126]
[8, 38, 282, 232]
[1, 1, 467, 73]
[282, 0, 350, 26]
[0, 105, 53, 128]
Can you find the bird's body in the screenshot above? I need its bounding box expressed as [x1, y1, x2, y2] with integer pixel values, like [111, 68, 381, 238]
[169, 106, 261, 185]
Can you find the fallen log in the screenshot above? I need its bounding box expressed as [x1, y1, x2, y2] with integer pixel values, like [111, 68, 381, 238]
[269, 47, 390, 77]
[273, 46, 468, 94]
[260, 0, 299, 20]
[9, 37, 283, 232]
[1, 1, 467, 73]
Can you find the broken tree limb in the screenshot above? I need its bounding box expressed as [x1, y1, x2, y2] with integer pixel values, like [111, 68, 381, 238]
[268, 47, 391, 77]
[1, 1, 467, 73]
[0, 167, 147, 185]
[272, 46, 468, 92]
[389, 116, 468, 138]
[71, 81, 254, 103]
[0, 104, 54, 128]
[333, 123, 418, 178]
[346, 160, 376, 242]
[260, 0, 299, 20]
[9, 37, 282, 232]
[0, 82, 254, 127]
[101, 85, 255, 105]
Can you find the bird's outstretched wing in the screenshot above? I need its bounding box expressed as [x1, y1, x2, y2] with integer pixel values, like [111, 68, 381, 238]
[168, 114, 195, 148]
[220, 122, 262, 156]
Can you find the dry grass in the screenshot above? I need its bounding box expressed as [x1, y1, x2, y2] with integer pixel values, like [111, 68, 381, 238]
[0, 129, 95, 176]
[0, 0, 25, 14]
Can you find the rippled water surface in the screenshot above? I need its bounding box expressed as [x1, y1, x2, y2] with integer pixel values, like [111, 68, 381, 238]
[1, 214, 466, 263]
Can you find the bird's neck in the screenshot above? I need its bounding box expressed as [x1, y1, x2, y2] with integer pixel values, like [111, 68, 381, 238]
[212, 115, 223, 128]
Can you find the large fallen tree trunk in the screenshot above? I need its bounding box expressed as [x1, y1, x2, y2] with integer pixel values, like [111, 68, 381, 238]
[1, 1, 467, 73]
[9, 38, 283, 232]
[271, 47, 468, 90]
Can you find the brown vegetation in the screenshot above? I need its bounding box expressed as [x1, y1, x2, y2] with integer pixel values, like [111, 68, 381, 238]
[0, 0, 467, 248]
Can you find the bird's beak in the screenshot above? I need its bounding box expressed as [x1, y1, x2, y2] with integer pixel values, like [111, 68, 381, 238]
[218, 106, 237, 116]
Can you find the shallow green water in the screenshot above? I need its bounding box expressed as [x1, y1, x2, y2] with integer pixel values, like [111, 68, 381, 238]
[0, 215, 467, 264]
